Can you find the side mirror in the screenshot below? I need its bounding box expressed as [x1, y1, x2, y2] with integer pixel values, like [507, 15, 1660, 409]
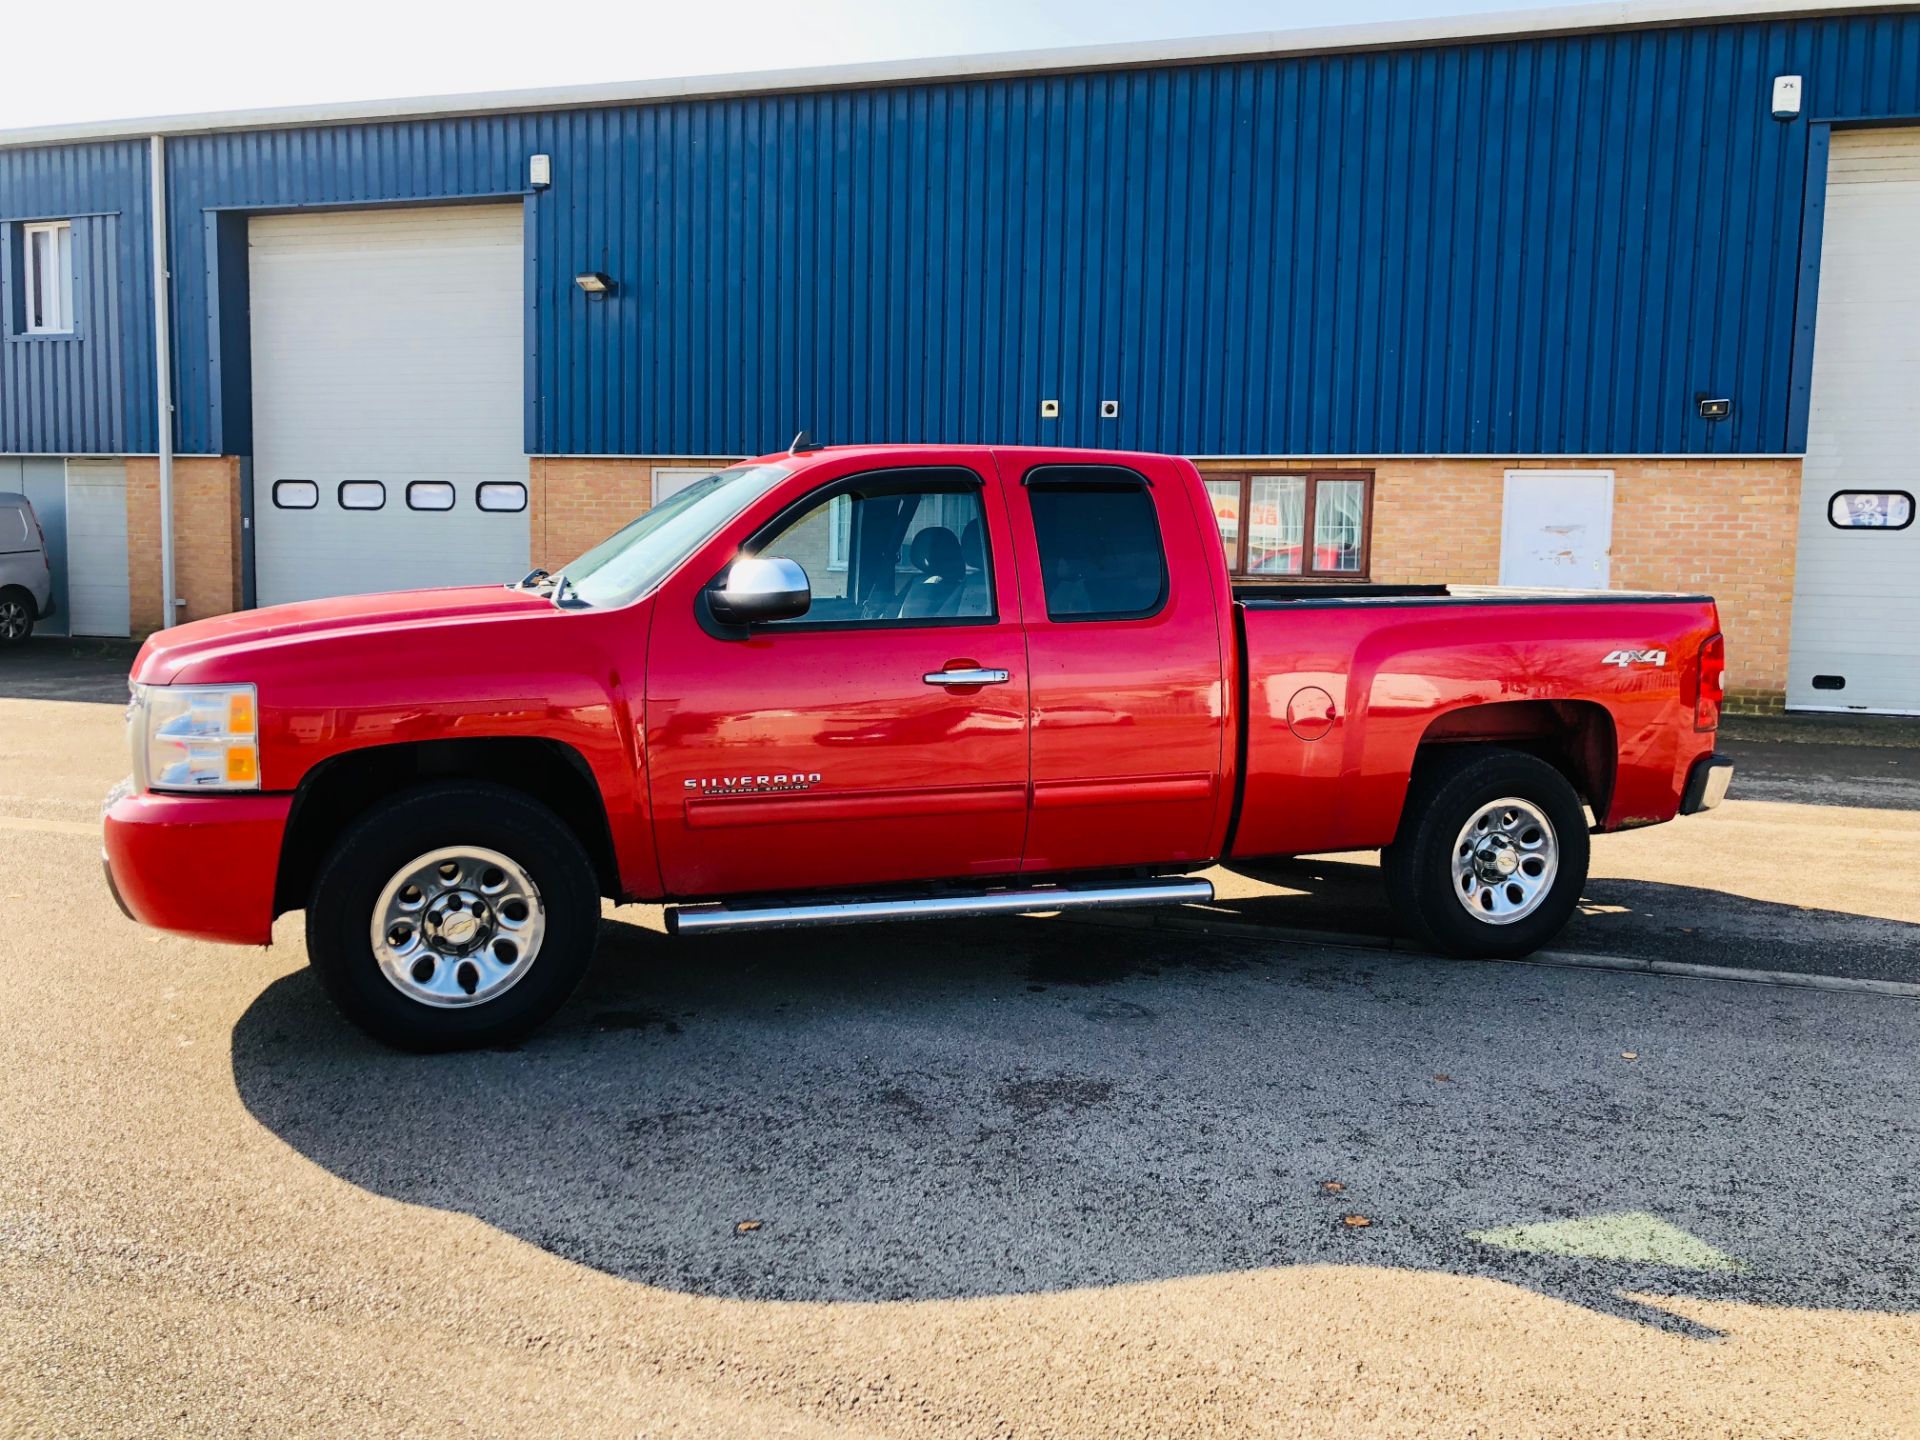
[709, 555, 811, 626]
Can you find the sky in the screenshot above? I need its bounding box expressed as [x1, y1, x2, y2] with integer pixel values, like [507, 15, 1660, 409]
[1, 0, 1548, 131]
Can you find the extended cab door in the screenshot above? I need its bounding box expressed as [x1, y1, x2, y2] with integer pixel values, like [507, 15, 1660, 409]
[998, 453, 1230, 873]
[644, 457, 1031, 897]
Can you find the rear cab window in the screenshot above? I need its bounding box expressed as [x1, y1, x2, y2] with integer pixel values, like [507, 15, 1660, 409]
[1022, 465, 1167, 621]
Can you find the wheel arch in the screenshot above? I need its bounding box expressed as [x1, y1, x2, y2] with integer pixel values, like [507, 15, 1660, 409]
[1410, 699, 1618, 823]
[273, 737, 622, 916]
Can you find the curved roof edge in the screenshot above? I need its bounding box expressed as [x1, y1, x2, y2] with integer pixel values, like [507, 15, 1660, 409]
[1, 0, 1911, 149]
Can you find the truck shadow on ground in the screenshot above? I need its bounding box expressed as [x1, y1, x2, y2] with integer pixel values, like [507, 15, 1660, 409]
[1217, 856, 1920, 982]
[230, 901, 1920, 1336]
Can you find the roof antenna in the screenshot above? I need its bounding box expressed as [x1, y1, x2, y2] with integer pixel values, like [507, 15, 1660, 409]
[789, 430, 821, 454]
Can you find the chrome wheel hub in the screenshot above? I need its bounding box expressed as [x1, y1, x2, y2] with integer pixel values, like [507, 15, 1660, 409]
[0, 599, 27, 639]
[1450, 797, 1558, 925]
[371, 846, 544, 1008]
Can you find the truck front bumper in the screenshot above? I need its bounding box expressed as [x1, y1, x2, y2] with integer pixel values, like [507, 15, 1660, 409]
[101, 780, 293, 945]
[1680, 753, 1736, 814]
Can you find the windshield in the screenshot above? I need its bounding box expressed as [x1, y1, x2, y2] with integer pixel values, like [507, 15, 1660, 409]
[559, 464, 793, 608]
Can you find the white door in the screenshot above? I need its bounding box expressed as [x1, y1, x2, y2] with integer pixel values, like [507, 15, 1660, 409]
[1499, 470, 1614, 589]
[1789, 129, 1920, 713]
[249, 204, 528, 608]
[64, 460, 130, 637]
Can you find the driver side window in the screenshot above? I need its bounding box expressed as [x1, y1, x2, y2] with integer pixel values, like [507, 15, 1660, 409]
[753, 470, 994, 626]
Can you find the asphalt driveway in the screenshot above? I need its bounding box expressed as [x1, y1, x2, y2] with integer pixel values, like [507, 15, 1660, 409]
[2, 657, 1917, 1437]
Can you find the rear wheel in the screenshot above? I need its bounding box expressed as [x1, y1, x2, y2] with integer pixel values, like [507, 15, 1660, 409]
[1382, 747, 1589, 959]
[0, 589, 34, 647]
[306, 782, 600, 1051]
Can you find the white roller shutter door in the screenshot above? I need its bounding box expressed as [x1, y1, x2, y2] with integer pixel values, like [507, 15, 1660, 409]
[249, 204, 528, 608]
[1789, 130, 1920, 713]
[64, 460, 130, 637]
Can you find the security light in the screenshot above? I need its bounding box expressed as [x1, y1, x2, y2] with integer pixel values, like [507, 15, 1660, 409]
[574, 272, 614, 296]
[1771, 75, 1802, 120]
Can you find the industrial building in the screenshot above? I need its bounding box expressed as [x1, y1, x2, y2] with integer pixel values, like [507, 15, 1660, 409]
[3, 0, 1919, 711]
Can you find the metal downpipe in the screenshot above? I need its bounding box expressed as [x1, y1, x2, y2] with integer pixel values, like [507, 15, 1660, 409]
[149, 135, 175, 628]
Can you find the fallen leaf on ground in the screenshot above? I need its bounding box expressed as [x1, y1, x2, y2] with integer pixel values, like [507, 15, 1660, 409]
[1621, 1052, 1639, 1061]
[735, 1220, 763, 1233]
[1321, 1181, 1345, 1193]
[1343, 1215, 1372, 1228]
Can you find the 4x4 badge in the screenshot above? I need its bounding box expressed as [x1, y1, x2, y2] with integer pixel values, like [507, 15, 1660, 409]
[1601, 648, 1668, 667]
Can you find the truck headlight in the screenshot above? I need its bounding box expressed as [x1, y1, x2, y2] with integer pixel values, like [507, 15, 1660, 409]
[129, 683, 260, 793]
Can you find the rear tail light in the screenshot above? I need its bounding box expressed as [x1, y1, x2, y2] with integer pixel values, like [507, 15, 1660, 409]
[1692, 632, 1725, 731]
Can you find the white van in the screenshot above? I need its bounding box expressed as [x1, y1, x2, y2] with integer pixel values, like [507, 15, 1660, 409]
[0, 492, 54, 646]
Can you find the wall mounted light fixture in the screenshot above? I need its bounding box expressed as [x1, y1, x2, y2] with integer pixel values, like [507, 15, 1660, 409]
[575, 272, 614, 297]
[1772, 75, 1802, 120]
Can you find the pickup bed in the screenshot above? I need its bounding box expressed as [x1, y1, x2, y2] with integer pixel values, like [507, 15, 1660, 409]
[104, 445, 1732, 1049]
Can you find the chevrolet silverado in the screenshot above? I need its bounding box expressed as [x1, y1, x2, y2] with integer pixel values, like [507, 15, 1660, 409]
[104, 444, 1733, 1049]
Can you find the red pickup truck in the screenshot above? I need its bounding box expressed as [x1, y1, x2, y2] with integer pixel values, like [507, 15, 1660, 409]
[104, 445, 1732, 1050]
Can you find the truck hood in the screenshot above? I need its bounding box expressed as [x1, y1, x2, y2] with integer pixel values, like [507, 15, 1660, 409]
[133, 585, 553, 684]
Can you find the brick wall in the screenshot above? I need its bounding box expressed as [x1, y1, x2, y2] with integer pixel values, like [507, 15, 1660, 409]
[528, 457, 738, 573]
[126, 456, 243, 635]
[1196, 456, 1802, 712]
[136, 451, 1800, 710]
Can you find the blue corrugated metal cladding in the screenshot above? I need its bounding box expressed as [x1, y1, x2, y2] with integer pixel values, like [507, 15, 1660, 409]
[0, 140, 151, 453]
[6, 12, 1920, 459]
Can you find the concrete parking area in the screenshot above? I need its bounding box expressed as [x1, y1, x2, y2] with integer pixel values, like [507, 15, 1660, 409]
[2, 650, 1917, 1437]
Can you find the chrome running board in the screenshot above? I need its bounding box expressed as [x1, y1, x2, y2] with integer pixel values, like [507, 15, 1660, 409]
[666, 877, 1214, 936]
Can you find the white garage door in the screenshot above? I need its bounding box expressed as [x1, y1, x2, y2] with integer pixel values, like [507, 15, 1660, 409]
[1789, 130, 1920, 713]
[64, 461, 130, 637]
[249, 204, 528, 608]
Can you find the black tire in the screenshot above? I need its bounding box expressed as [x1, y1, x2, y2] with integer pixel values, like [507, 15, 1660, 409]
[0, 588, 35, 647]
[306, 781, 600, 1051]
[1381, 747, 1590, 959]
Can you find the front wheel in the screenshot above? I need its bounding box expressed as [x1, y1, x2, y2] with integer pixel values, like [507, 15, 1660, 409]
[1382, 748, 1590, 959]
[306, 782, 601, 1051]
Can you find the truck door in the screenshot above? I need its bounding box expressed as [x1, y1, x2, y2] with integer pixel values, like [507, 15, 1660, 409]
[998, 455, 1229, 873]
[644, 460, 1031, 897]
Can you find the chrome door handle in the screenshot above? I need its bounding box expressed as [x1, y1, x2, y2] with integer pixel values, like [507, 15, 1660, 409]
[923, 667, 1010, 686]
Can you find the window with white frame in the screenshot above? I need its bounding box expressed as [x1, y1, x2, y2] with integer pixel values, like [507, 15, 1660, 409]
[22, 222, 74, 334]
